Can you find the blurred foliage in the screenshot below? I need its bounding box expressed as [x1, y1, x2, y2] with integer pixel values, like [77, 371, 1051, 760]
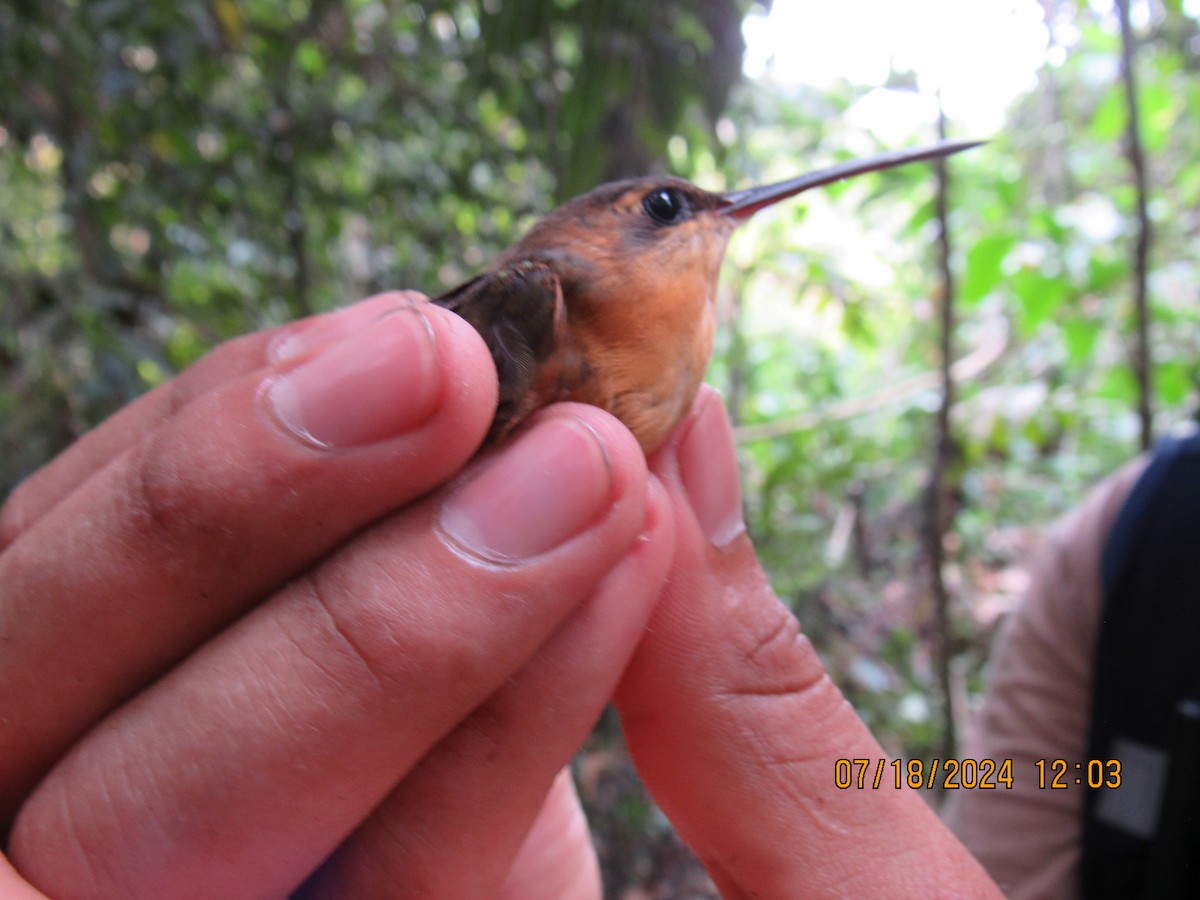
[0, 0, 748, 493]
[4, 0, 1200, 894]
[710, 0, 1200, 758]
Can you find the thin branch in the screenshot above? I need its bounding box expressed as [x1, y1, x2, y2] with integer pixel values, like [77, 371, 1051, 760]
[927, 99, 959, 763]
[733, 332, 1006, 444]
[1116, 0, 1154, 451]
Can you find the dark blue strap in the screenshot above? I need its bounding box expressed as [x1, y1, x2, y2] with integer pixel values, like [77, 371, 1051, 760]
[1084, 429, 1200, 899]
[1102, 432, 1200, 601]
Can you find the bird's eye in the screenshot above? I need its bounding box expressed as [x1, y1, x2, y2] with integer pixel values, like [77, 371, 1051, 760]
[642, 187, 688, 225]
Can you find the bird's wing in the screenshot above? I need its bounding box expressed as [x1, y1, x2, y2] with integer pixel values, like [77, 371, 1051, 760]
[433, 260, 566, 444]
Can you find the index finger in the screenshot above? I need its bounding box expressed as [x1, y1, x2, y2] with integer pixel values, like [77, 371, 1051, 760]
[0, 292, 417, 549]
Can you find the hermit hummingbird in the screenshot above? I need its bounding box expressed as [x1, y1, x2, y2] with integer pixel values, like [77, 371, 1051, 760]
[434, 139, 980, 453]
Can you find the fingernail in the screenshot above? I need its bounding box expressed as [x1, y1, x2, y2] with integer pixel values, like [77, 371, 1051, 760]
[678, 389, 746, 547]
[269, 293, 419, 363]
[267, 308, 439, 448]
[440, 416, 614, 563]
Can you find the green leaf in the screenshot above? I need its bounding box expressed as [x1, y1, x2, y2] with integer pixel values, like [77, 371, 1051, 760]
[1156, 361, 1194, 406]
[295, 39, 325, 77]
[1139, 80, 1179, 153]
[1063, 317, 1101, 364]
[1089, 88, 1125, 142]
[1012, 268, 1071, 334]
[962, 234, 1015, 305]
[1098, 364, 1138, 404]
[1088, 255, 1127, 293]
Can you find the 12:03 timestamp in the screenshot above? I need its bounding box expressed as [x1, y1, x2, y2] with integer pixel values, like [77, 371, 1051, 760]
[1036, 758, 1122, 789]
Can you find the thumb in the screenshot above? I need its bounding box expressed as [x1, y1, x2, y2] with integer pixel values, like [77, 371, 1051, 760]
[615, 386, 999, 899]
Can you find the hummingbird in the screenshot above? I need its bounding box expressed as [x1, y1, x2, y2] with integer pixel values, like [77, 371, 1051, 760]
[434, 139, 981, 454]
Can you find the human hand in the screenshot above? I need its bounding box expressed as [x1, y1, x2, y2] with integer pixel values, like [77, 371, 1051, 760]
[0, 293, 674, 898]
[615, 386, 1003, 899]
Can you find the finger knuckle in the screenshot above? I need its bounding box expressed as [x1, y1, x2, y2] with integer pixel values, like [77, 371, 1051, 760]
[728, 599, 825, 700]
[126, 428, 227, 558]
[299, 562, 495, 698]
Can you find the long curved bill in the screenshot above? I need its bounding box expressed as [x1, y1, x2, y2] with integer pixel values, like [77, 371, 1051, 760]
[719, 138, 984, 220]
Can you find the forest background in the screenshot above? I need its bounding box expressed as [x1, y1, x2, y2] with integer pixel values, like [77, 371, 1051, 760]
[3, 0, 1198, 894]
